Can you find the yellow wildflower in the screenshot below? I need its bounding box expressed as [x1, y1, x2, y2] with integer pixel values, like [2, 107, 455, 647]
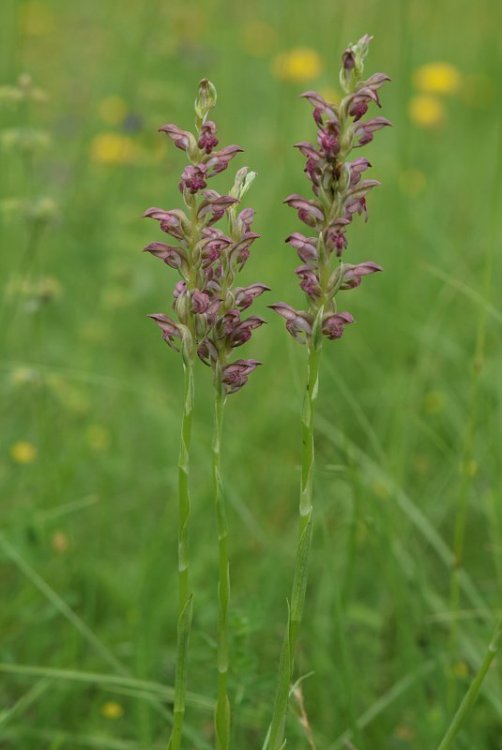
[272, 48, 323, 83]
[413, 62, 461, 95]
[101, 701, 124, 720]
[241, 21, 277, 57]
[98, 96, 128, 126]
[10, 441, 37, 464]
[408, 95, 445, 128]
[90, 132, 137, 165]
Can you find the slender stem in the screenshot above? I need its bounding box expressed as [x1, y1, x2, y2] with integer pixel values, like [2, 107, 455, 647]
[212, 384, 230, 750]
[168, 356, 195, 750]
[437, 618, 502, 750]
[268, 343, 322, 750]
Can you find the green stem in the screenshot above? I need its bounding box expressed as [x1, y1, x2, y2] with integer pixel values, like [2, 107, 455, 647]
[268, 343, 322, 750]
[213, 384, 230, 750]
[168, 356, 195, 750]
[437, 618, 502, 750]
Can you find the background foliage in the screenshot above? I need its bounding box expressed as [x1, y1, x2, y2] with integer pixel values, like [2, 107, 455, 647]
[1, 0, 501, 748]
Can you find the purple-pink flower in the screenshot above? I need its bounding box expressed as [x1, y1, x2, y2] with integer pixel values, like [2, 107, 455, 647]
[221, 359, 261, 395]
[147, 313, 182, 350]
[339, 261, 383, 289]
[198, 120, 218, 153]
[322, 311, 354, 340]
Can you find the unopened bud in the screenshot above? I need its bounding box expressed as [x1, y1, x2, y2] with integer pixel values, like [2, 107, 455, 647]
[195, 79, 217, 126]
[230, 167, 256, 202]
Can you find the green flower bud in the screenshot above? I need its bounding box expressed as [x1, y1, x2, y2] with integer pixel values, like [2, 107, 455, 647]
[230, 167, 257, 202]
[195, 79, 217, 127]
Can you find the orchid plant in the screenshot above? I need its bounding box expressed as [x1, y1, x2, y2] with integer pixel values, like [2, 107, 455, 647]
[266, 34, 390, 750]
[143, 80, 267, 750]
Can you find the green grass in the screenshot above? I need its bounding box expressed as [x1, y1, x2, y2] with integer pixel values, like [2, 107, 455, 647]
[1, 0, 501, 748]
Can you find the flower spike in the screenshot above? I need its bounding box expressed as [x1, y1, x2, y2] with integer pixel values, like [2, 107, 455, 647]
[272, 34, 391, 346]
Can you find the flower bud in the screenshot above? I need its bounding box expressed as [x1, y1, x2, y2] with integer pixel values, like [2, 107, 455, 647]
[195, 79, 217, 125]
[230, 167, 257, 208]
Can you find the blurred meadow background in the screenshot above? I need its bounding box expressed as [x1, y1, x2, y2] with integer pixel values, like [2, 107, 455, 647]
[1, 0, 502, 747]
